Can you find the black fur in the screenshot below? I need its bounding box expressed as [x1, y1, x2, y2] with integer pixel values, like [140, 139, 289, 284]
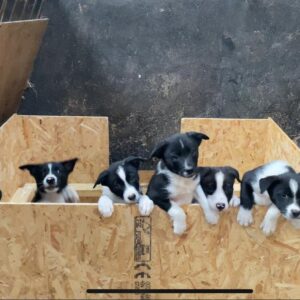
[19, 158, 78, 202]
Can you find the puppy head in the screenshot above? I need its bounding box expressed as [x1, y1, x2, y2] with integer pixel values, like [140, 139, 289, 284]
[20, 158, 78, 193]
[199, 166, 240, 212]
[94, 156, 145, 203]
[260, 172, 300, 220]
[151, 132, 209, 178]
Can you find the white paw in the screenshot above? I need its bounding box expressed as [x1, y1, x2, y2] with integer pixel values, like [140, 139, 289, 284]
[173, 220, 187, 235]
[237, 207, 253, 226]
[62, 185, 79, 203]
[290, 219, 300, 229]
[230, 195, 240, 207]
[205, 211, 220, 225]
[260, 218, 277, 236]
[138, 195, 154, 216]
[98, 196, 114, 218]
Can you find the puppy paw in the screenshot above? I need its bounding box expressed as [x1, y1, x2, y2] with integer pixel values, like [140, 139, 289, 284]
[138, 195, 154, 216]
[230, 195, 240, 207]
[290, 219, 300, 229]
[204, 211, 219, 225]
[98, 196, 114, 218]
[260, 218, 277, 236]
[62, 185, 79, 203]
[173, 220, 187, 235]
[237, 207, 253, 226]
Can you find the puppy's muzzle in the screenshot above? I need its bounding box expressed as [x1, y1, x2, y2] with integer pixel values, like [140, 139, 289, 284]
[46, 176, 56, 186]
[216, 203, 226, 211]
[291, 209, 300, 218]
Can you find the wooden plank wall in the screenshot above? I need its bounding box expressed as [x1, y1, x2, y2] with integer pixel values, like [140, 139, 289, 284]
[0, 19, 48, 123]
[0, 114, 109, 201]
[181, 118, 269, 175]
[0, 203, 299, 299]
[266, 118, 300, 171]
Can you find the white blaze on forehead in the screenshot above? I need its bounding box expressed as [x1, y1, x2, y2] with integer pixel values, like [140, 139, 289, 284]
[216, 171, 225, 190]
[179, 139, 184, 149]
[289, 179, 298, 196]
[116, 165, 140, 202]
[48, 163, 52, 175]
[116, 166, 127, 183]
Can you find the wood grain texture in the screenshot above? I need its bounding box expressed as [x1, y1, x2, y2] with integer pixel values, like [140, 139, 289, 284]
[0, 203, 299, 299]
[0, 20, 48, 123]
[0, 114, 109, 201]
[181, 118, 270, 175]
[266, 118, 300, 170]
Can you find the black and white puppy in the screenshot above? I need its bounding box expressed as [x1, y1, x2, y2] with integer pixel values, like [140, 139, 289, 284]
[195, 166, 241, 224]
[94, 156, 154, 217]
[19, 158, 79, 203]
[237, 160, 300, 235]
[146, 131, 209, 235]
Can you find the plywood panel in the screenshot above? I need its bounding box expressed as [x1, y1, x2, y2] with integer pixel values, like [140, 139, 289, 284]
[266, 118, 300, 170]
[0, 20, 48, 123]
[0, 114, 109, 201]
[0, 203, 299, 299]
[181, 118, 269, 175]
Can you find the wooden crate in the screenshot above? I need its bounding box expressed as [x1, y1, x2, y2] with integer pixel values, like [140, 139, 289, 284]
[0, 115, 300, 299]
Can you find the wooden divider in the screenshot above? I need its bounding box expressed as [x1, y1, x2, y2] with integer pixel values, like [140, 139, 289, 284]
[0, 20, 48, 123]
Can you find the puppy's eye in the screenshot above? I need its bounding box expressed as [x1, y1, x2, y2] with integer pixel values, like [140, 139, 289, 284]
[171, 154, 178, 161]
[282, 193, 289, 199]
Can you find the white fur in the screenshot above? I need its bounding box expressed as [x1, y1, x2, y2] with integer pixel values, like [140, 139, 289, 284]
[179, 139, 184, 149]
[39, 185, 79, 203]
[237, 206, 253, 226]
[229, 195, 240, 207]
[62, 185, 79, 203]
[260, 204, 281, 236]
[43, 163, 59, 192]
[138, 195, 154, 216]
[158, 162, 199, 205]
[207, 172, 228, 211]
[194, 185, 219, 224]
[168, 201, 187, 235]
[98, 195, 114, 218]
[284, 179, 300, 219]
[117, 166, 140, 203]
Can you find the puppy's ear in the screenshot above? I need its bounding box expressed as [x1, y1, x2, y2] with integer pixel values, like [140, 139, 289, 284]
[125, 156, 147, 169]
[186, 131, 209, 145]
[259, 176, 280, 193]
[93, 170, 109, 188]
[195, 167, 210, 178]
[226, 167, 241, 183]
[150, 140, 168, 159]
[19, 164, 40, 177]
[61, 158, 78, 173]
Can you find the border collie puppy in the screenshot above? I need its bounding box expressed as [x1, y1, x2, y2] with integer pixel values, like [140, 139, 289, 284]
[146, 132, 209, 235]
[237, 160, 300, 235]
[195, 166, 241, 224]
[94, 156, 154, 218]
[19, 158, 79, 203]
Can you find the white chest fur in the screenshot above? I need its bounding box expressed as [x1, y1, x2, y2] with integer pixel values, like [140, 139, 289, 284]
[39, 192, 65, 203]
[158, 164, 199, 205]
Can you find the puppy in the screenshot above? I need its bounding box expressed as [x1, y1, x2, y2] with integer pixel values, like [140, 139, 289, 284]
[195, 166, 241, 224]
[19, 158, 79, 203]
[146, 131, 209, 235]
[237, 160, 300, 235]
[94, 156, 154, 217]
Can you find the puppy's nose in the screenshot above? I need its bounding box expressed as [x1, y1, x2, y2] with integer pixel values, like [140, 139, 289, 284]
[128, 194, 136, 201]
[216, 203, 225, 211]
[46, 177, 55, 185]
[291, 210, 300, 218]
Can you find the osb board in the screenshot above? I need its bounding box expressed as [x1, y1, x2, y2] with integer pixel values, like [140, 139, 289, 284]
[266, 118, 300, 170]
[0, 20, 48, 123]
[0, 114, 109, 201]
[181, 118, 269, 175]
[0, 204, 299, 299]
